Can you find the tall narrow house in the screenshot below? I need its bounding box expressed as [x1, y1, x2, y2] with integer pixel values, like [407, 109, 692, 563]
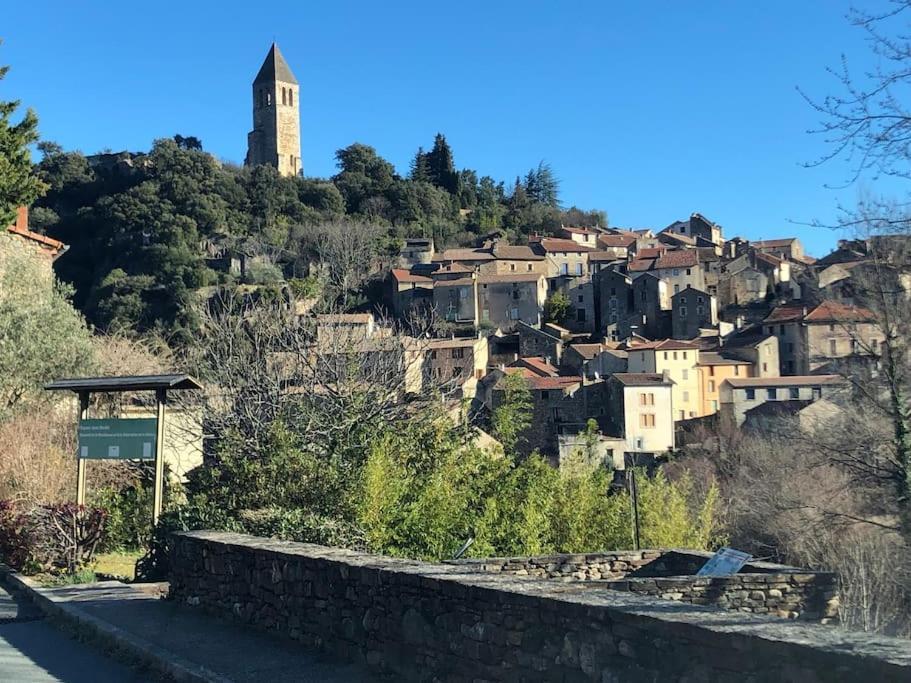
[245, 43, 302, 177]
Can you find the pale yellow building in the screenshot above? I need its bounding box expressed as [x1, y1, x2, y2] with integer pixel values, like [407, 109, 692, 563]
[627, 340, 702, 420]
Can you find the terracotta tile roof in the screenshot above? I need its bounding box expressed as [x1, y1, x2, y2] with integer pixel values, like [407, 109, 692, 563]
[588, 251, 625, 262]
[436, 248, 495, 262]
[612, 372, 673, 386]
[654, 250, 699, 269]
[696, 247, 720, 262]
[628, 258, 656, 272]
[391, 268, 432, 283]
[763, 305, 806, 324]
[478, 273, 542, 284]
[434, 262, 475, 275]
[8, 225, 66, 252]
[697, 352, 751, 366]
[531, 237, 595, 253]
[793, 254, 817, 265]
[526, 375, 582, 390]
[503, 366, 538, 379]
[724, 375, 843, 388]
[597, 234, 636, 248]
[567, 343, 603, 360]
[513, 356, 560, 377]
[804, 300, 876, 323]
[434, 277, 475, 288]
[755, 251, 783, 267]
[427, 337, 479, 349]
[491, 244, 545, 260]
[658, 231, 697, 246]
[764, 301, 877, 325]
[636, 247, 667, 259]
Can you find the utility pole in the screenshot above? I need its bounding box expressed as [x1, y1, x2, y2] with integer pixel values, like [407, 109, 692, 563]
[626, 454, 641, 550]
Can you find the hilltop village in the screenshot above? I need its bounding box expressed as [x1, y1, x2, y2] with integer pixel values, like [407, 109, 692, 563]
[380, 216, 892, 463]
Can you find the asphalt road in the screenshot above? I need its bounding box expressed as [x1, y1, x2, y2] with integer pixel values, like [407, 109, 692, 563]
[0, 586, 150, 682]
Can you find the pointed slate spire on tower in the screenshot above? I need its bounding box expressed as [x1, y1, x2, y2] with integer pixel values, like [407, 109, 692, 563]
[253, 42, 298, 85]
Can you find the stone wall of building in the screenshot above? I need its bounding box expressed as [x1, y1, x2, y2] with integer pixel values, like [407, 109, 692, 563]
[169, 531, 911, 682]
[452, 549, 838, 623]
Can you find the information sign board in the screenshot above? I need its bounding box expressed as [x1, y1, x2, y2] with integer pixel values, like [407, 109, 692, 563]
[696, 547, 751, 577]
[77, 418, 157, 460]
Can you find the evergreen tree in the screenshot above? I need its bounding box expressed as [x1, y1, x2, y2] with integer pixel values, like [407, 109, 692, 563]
[425, 133, 459, 194]
[526, 160, 560, 208]
[0, 47, 48, 225]
[409, 146, 431, 183]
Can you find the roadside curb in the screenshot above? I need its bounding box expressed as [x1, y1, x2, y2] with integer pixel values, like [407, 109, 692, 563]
[0, 564, 231, 683]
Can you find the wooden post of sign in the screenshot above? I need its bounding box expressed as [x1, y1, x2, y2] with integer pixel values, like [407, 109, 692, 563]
[152, 388, 167, 526]
[76, 391, 88, 506]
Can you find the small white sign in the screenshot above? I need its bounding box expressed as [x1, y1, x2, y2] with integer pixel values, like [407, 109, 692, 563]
[80, 446, 88, 459]
[107, 445, 120, 459]
[142, 441, 152, 458]
[696, 547, 751, 577]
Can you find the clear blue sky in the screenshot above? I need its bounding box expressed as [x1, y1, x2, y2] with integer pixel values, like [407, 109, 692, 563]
[4, 1, 903, 256]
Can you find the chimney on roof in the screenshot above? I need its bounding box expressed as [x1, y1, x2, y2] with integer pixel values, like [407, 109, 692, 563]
[802, 306, 808, 317]
[14, 206, 28, 231]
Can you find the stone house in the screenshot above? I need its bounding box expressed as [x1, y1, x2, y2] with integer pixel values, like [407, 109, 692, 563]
[491, 372, 598, 458]
[587, 251, 627, 275]
[433, 243, 547, 276]
[631, 273, 670, 340]
[2, 206, 67, 284]
[718, 261, 769, 307]
[696, 351, 753, 415]
[424, 335, 489, 399]
[628, 249, 706, 295]
[671, 286, 717, 340]
[398, 237, 435, 267]
[697, 248, 722, 298]
[626, 339, 702, 421]
[596, 232, 637, 260]
[388, 268, 433, 317]
[559, 226, 600, 247]
[752, 237, 804, 262]
[763, 301, 881, 375]
[719, 375, 844, 427]
[717, 327, 780, 377]
[663, 213, 724, 246]
[517, 321, 565, 365]
[604, 373, 675, 454]
[562, 343, 628, 379]
[529, 237, 594, 278]
[548, 274, 595, 333]
[434, 277, 479, 326]
[478, 273, 546, 331]
[594, 268, 638, 341]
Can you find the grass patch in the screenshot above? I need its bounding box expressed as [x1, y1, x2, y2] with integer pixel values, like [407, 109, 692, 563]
[91, 550, 142, 581]
[38, 568, 97, 587]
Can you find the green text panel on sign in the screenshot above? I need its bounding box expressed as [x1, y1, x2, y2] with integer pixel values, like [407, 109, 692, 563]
[78, 418, 157, 460]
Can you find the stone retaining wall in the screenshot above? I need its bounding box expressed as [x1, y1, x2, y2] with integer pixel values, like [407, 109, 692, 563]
[452, 549, 839, 622]
[168, 531, 911, 682]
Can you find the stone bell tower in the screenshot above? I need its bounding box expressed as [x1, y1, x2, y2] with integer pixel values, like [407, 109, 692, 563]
[245, 43, 302, 177]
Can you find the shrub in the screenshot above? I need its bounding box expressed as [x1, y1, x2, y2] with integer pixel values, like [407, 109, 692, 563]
[92, 483, 155, 552]
[0, 500, 107, 573]
[239, 508, 365, 549]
